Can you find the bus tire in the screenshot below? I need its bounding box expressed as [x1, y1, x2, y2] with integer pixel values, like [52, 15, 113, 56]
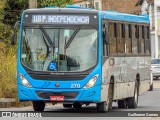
[73, 102, 82, 109]
[97, 102, 108, 113]
[118, 99, 127, 108]
[63, 104, 72, 108]
[127, 82, 138, 108]
[32, 101, 45, 111]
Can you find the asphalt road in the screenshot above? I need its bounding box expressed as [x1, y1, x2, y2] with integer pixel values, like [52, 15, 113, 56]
[1, 80, 160, 119]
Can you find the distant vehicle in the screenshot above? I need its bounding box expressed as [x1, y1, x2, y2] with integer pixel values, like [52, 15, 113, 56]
[151, 58, 160, 79]
[11, 5, 151, 112]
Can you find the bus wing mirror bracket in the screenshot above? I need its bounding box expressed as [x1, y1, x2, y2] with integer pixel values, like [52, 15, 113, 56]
[11, 21, 20, 45]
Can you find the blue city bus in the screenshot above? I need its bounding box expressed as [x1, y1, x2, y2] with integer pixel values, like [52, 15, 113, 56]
[11, 5, 152, 112]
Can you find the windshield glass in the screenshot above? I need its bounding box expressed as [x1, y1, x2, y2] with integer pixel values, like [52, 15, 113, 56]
[21, 27, 97, 72]
[151, 59, 160, 64]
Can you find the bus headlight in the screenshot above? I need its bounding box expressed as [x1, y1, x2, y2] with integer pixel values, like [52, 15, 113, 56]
[83, 74, 99, 88]
[19, 73, 32, 88]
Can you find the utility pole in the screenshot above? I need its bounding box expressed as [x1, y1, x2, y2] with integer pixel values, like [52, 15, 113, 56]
[29, 0, 37, 8]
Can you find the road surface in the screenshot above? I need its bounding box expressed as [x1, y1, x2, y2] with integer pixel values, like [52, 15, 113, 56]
[0, 80, 160, 119]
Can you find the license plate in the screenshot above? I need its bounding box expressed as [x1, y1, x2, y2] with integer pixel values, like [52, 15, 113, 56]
[50, 96, 64, 101]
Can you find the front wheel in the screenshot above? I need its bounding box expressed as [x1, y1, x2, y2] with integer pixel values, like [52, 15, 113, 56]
[97, 102, 108, 113]
[32, 101, 45, 111]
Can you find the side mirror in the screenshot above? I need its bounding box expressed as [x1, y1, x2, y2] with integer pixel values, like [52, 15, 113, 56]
[103, 24, 109, 44]
[11, 32, 16, 45]
[11, 21, 20, 45]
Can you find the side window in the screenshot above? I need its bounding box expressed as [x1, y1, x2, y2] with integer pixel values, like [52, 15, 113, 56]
[117, 23, 124, 54]
[103, 21, 108, 56]
[121, 24, 125, 38]
[135, 25, 139, 38]
[145, 26, 150, 55]
[132, 24, 138, 54]
[142, 26, 145, 39]
[126, 24, 132, 54]
[109, 22, 117, 55]
[129, 24, 132, 38]
[138, 25, 144, 54]
[114, 23, 117, 38]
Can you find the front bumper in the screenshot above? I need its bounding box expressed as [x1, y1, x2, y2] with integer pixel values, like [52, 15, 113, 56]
[18, 84, 101, 103]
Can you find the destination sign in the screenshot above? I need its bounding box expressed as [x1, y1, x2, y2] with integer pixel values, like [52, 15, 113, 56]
[31, 15, 90, 24]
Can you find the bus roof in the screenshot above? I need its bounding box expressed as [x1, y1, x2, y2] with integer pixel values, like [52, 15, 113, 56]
[101, 11, 149, 24]
[23, 6, 149, 24]
[23, 8, 98, 15]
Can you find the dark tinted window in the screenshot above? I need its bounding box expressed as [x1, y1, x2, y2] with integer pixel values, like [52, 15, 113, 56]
[109, 22, 117, 55]
[151, 59, 160, 64]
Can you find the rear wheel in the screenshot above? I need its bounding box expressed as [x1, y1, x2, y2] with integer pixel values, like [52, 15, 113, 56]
[118, 99, 127, 108]
[127, 82, 138, 108]
[97, 102, 108, 113]
[32, 101, 45, 111]
[63, 104, 72, 108]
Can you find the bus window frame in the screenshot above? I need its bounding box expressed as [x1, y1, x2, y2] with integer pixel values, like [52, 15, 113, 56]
[144, 25, 151, 56]
[107, 20, 118, 56]
[138, 24, 145, 55]
[131, 23, 138, 55]
[124, 22, 132, 55]
[116, 21, 125, 56]
[102, 19, 150, 57]
[102, 20, 108, 57]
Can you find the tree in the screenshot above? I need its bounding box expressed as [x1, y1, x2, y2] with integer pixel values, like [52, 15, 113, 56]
[38, 0, 73, 8]
[29, 0, 37, 8]
[2, 0, 28, 26]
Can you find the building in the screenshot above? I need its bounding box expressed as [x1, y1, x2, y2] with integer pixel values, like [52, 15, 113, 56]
[73, 0, 139, 14]
[136, 0, 159, 58]
[102, 0, 140, 14]
[73, 0, 102, 10]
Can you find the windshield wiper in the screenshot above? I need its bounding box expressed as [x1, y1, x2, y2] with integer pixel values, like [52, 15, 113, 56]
[65, 27, 80, 49]
[40, 25, 55, 48]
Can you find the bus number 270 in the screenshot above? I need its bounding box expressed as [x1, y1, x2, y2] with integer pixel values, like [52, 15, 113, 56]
[71, 83, 80, 88]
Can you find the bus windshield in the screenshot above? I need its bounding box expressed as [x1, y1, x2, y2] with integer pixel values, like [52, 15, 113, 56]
[21, 27, 97, 72]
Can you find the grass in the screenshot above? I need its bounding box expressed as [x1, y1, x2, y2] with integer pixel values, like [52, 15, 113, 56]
[0, 42, 31, 107]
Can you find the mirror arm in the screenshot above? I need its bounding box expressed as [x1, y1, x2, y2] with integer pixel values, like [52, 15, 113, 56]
[14, 21, 20, 32]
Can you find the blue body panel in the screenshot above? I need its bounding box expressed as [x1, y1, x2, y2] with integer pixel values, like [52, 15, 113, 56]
[17, 6, 149, 103]
[17, 10, 102, 102]
[102, 11, 149, 23]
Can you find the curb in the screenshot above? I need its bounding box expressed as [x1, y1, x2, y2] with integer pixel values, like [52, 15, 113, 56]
[0, 98, 16, 103]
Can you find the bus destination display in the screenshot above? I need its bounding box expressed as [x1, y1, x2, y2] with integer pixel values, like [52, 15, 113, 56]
[23, 14, 98, 25]
[31, 15, 89, 24]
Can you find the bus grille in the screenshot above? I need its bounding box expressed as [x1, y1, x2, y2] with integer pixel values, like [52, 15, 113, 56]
[36, 91, 79, 99]
[29, 74, 86, 80]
